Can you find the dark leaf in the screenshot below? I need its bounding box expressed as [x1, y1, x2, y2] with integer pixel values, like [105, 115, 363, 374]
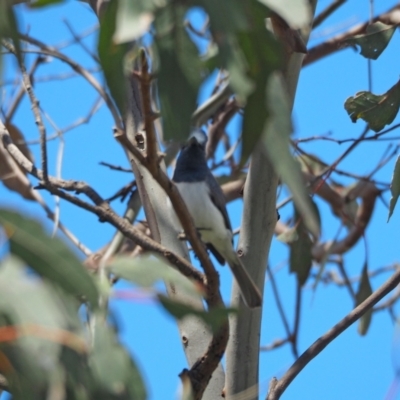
[98, 0, 130, 116]
[89, 321, 146, 399]
[158, 295, 235, 333]
[155, 5, 203, 141]
[355, 262, 373, 336]
[29, 0, 64, 8]
[346, 22, 396, 60]
[0, 256, 86, 399]
[0, 209, 99, 308]
[388, 156, 400, 222]
[262, 73, 319, 238]
[344, 80, 400, 132]
[0, 0, 22, 67]
[289, 208, 313, 285]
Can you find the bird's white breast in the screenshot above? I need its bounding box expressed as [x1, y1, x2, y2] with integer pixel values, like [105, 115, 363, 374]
[175, 181, 232, 251]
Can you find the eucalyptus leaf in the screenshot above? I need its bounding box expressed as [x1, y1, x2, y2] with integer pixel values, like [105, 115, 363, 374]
[257, 0, 311, 28]
[98, 0, 130, 116]
[155, 5, 203, 141]
[0, 0, 22, 67]
[29, 0, 64, 8]
[158, 295, 235, 333]
[346, 22, 396, 60]
[108, 255, 200, 296]
[0, 256, 86, 399]
[89, 321, 147, 399]
[344, 80, 400, 132]
[0, 209, 99, 308]
[113, 0, 165, 43]
[289, 208, 313, 285]
[355, 262, 373, 336]
[262, 73, 319, 238]
[388, 156, 400, 222]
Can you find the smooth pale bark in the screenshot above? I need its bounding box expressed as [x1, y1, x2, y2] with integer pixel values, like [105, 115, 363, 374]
[125, 76, 226, 399]
[225, 1, 318, 398]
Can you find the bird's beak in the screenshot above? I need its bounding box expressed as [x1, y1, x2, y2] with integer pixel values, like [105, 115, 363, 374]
[188, 135, 199, 146]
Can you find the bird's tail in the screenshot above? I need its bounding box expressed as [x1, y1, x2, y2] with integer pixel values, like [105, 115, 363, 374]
[226, 253, 262, 308]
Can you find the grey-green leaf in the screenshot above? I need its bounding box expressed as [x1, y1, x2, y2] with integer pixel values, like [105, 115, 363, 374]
[346, 22, 396, 60]
[158, 295, 235, 333]
[155, 5, 203, 142]
[114, 0, 165, 43]
[388, 156, 400, 222]
[0, 256, 86, 399]
[97, 0, 129, 116]
[0, 1, 22, 67]
[0, 209, 99, 308]
[289, 207, 313, 286]
[262, 73, 320, 238]
[355, 262, 373, 336]
[344, 80, 400, 132]
[257, 0, 310, 28]
[90, 321, 147, 399]
[108, 255, 200, 296]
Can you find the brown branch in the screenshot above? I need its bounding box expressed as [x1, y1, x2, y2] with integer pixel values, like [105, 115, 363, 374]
[290, 281, 301, 359]
[5, 56, 45, 123]
[18, 34, 123, 129]
[261, 337, 290, 352]
[121, 51, 229, 400]
[3, 41, 49, 182]
[0, 123, 205, 286]
[267, 268, 400, 400]
[206, 99, 239, 159]
[312, 0, 347, 29]
[304, 4, 400, 67]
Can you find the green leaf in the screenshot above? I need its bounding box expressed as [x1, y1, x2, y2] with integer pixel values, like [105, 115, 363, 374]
[262, 73, 320, 238]
[114, 0, 165, 43]
[344, 80, 400, 132]
[89, 321, 147, 399]
[0, 256, 87, 399]
[0, 209, 99, 308]
[155, 5, 203, 142]
[388, 156, 400, 222]
[0, 0, 22, 67]
[355, 262, 373, 336]
[345, 22, 396, 60]
[190, 0, 281, 160]
[29, 0, 64, 8]
[158, 295, 235, 333]
[98, 0, 130, 116]
[289, 207, 313, 285]
[107, 255, 200, 296]
[257, 0, 311, 28]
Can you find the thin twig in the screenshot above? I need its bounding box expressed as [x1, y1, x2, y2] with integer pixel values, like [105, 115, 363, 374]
[3, 40, 49, 182]
[290, 281, 301, 359]
[0, 123, 204, 285]
[18, 34, 122, 129]
[313, 0, 348, 28]
[267, 265, 291, 338]
[5, 56, 46, 123]
[267, 268, 400, 400]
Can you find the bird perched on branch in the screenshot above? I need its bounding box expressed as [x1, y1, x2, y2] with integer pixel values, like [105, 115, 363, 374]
[172, 129, 262, 308]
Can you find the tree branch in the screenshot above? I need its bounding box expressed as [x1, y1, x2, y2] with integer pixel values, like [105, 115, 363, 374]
[267, 268, 400, 400]
[304, 4, 400, 67]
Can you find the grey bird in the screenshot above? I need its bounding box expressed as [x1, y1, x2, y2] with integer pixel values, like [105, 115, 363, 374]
[172, 129, 262, 308]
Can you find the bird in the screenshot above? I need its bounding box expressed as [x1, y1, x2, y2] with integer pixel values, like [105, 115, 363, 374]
[172, 129, 262, 308]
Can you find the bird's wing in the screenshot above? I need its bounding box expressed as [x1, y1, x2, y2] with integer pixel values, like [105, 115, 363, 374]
[206, 171, 232, 232]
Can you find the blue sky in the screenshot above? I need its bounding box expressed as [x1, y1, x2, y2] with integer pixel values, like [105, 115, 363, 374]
[1, 1, 400, 399]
